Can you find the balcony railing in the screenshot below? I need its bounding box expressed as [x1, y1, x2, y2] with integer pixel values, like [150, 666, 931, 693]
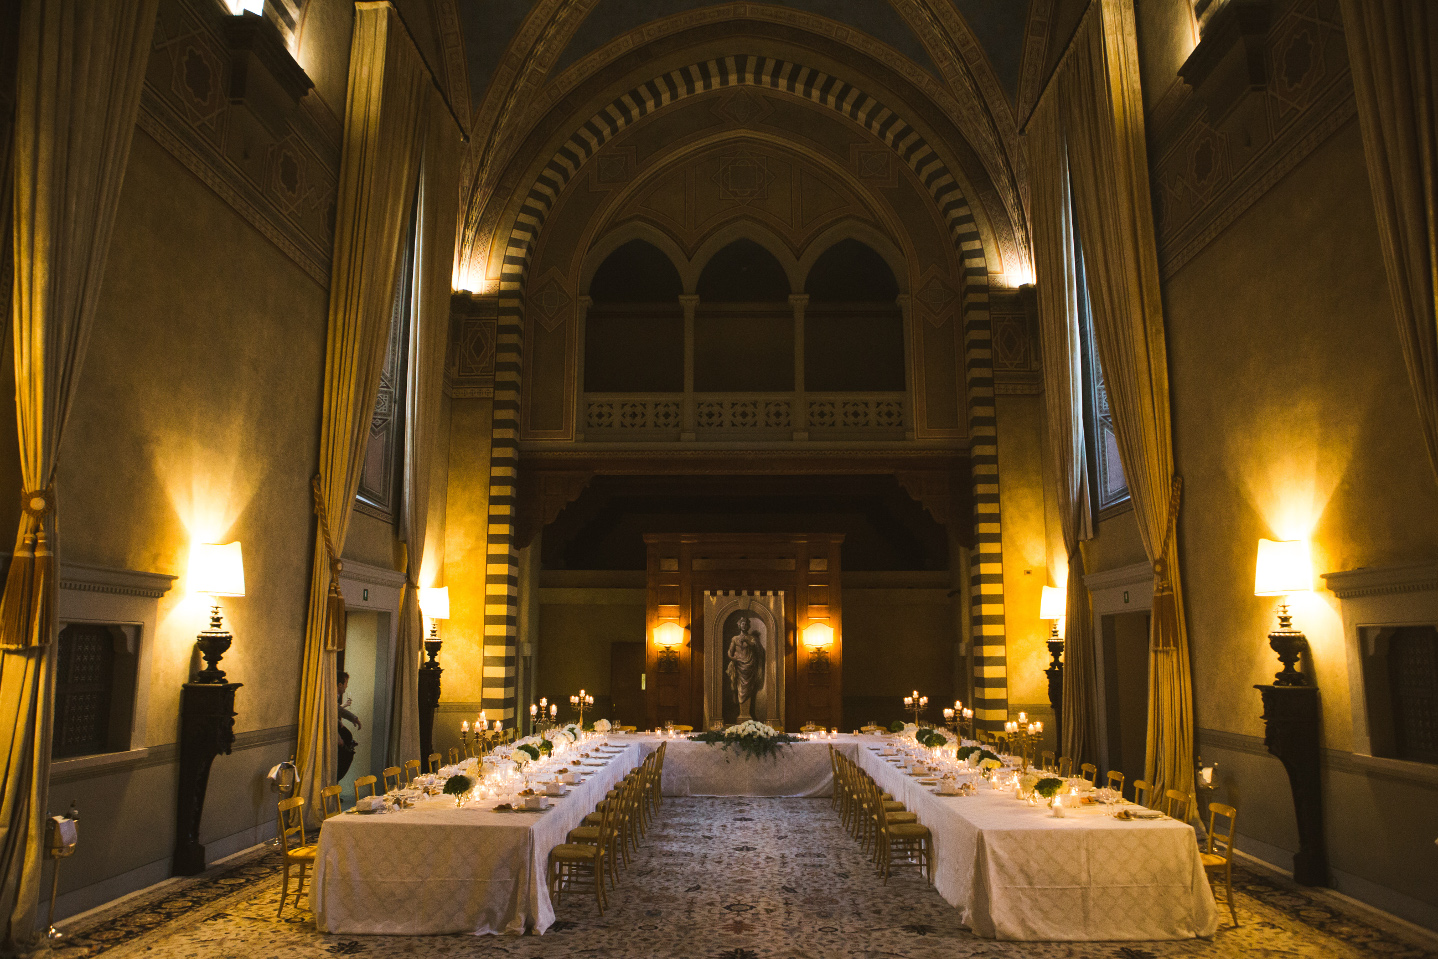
[580, 392, 908, 441]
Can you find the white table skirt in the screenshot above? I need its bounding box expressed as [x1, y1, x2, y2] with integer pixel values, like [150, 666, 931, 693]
[310, 743, 642, 935]
[856, 747, 1218, 941]
[625, 737, 859, 797]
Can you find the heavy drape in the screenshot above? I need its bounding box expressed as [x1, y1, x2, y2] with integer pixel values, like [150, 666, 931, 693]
[1, 1, 156, 947]
[1060, 0, 1196, 810]
[1340, 0, 1438, 482]
[1025, 94, 1099, 767]
[296, 1, 428, 813]
[387, 95, 460, 768]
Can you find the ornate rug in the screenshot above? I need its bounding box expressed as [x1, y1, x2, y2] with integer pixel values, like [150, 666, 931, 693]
[38, 798, 1437, 959]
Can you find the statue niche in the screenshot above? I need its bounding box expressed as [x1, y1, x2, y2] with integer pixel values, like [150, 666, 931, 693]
[704, 590, 785, 729]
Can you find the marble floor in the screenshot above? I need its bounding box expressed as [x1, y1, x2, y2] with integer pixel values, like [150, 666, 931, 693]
[38, 798, 1437, 959]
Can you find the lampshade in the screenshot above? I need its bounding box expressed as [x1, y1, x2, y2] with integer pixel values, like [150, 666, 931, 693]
[418, 586, 450, 620]
[189, 542, 245, 597]
[1039, 585, 1066, 621]
[653, 621, 685, 647]
[1254, 539, 1313, 596]
[803, 621, 834, 648]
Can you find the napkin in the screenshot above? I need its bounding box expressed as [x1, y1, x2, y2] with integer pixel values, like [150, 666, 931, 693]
[355, 796, 386, 812]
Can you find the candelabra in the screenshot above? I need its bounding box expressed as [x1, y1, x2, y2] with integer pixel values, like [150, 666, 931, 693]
[1003, 714, 1044, 770]
[943, 700, 968, 739]
[903, 690, 928, 726]
[570, 689, 594, 727]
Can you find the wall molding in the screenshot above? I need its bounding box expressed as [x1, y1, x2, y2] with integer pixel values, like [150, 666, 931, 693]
[50, 723, 297, 786]
[1197, 726, 1438, 790]
[1321, 562, 1438, 600]
[59, 562, 177, 599]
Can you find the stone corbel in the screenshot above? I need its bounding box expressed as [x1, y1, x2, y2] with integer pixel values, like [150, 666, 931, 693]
[1178, 1, 1270, 124]
[220, 12, 314, 137]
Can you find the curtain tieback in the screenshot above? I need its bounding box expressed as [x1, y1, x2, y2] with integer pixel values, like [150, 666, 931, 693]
[311, 475, 347, 651]
[22, 486, 55, 520]
[1151, 475, 1183, 651]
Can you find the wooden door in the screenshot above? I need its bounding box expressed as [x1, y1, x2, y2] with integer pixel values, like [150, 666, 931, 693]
[609, 642, 647, 728]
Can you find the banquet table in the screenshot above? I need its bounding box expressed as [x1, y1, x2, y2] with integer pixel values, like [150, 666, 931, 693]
[309, 742, 642, 935]
[624, 734, 860, 797]
[855, 746, 1218, 940]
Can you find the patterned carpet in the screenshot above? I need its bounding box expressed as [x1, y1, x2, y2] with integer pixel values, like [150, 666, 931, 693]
[38, 798, 1437, 959]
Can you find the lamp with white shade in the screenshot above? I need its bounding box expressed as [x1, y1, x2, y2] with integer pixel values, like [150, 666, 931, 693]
[1254, 538, 1313, 686]
[189, 542, 245, 684]
[1039, 583, 1067, 755]
[418, 586, 450, 660]
[417, 586, 450, 761]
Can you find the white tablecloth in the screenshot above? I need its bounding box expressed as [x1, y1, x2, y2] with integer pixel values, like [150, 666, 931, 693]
[624, 736, 859, 797]
[856, 746, 1218, 940]
[310, 744, 641, 935]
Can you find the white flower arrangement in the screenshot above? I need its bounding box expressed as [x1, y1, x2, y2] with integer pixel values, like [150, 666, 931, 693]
[980, 757, 1003, 771]
[725, 720, 780, 739]
[594, 718, 612, 733]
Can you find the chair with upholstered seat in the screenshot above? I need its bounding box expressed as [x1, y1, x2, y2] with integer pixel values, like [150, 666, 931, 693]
[276, 796, 318, 916]
[1080, 762, 1098, 785]
[1202, 802, 1239, 927]
[353, 774, 377, 800]
[1163, 788, 1193, 821]
[1106, 770, 1124, 793]
[1132, 778, 1152, 808]
[319, 784, 343, 820]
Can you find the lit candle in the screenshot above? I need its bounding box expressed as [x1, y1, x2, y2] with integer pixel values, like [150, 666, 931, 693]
[550, 704, 558, 718]
[530, 704, 537, 717]
[955, 700, 962, 711]
[1018, 711, 1027, 724]
[461, 720, 469, 732]
[943, 708, 954, 720]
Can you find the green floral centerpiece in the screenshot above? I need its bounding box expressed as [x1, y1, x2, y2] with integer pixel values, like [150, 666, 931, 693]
[537, 739, 553, 756]
[515, 743, 540, 763]
[444, 773, 472, 807]
[916, 727, 951, 749]
[688, 720, 802, 760]
[1035, 777, 1064, 799]
[888, 720, 906, 733]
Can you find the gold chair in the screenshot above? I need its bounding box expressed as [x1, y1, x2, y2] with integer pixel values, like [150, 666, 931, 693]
[1040, 749, 1056, 772]
[618, 725, 637, 733]
[1163, 788, 1193, 821]
[1057, 756, 1073, 778]
[874, 783, 932, 883]
[801, 722, 824, 733]
[549, 796, 613, 915]
[404, 759, 421, 783]
[382, 766, 403, 793]
[1202, 802, 1239, 927]
[448, 746, 460, 764]
[1132, 778, 1152, 808]
[276, 796, 317, 917]
[670, 724, 694, 732]
[319, 784, 343, 820]
[1080, 762, 1098, 785]
[859, 724, 884, 734]
[354, 775, 377, 800]
[427, 752, 442, 774]
[1106, 770, 1125, 793]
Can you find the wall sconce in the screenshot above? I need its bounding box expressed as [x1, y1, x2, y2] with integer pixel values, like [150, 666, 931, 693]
[803, 620, 834, 677]
[189, 542, 245, 683]
[1254, 538, 1313, 685]
[1039, 584, 1067, 750]
[654, 621, 685, 673]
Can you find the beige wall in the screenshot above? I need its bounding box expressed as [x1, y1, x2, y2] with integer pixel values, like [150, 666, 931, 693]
[1163, 120, 1438, 919]
[996, 394, 1052, 709]
[438, 398, 494, 706]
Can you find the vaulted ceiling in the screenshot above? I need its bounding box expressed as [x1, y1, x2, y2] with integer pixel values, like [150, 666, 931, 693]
[436, 0, 1096, 292]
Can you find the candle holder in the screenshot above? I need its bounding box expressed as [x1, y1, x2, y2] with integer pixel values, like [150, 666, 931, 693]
[569, 689, 594, 727]
[902, 690, 928, 727]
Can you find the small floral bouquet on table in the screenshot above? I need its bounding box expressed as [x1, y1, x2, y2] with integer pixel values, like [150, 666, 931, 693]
[1035, 777, 1064, 804]
[515, 743, 541, 764]
[688, 720, 801, 760]
[888, 720, 906, 733]
[444, 773, 472, 807]
[594, 718, 612, 734]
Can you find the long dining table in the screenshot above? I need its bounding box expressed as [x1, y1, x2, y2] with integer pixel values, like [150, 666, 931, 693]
[854, 742, 1218, 940]
[309, 742, 643, 935]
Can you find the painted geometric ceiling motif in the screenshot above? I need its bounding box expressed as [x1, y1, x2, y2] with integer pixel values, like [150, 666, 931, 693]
[713, 150, 777, 204]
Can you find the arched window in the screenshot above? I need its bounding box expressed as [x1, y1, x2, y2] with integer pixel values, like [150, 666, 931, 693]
[802, 239, 905, 392]
[694, 239, 793, 392]
[584, 240, 684, 392]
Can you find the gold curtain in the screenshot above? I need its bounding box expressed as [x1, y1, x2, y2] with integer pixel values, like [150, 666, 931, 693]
[1340, 0, 1438, 481]
[295, 1, 429, 813]
[388, 94, 461, 767]
[2, 0, 157, 947]
[1026, 93, 1099, 767]
[1060, 0, 1196, 808]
